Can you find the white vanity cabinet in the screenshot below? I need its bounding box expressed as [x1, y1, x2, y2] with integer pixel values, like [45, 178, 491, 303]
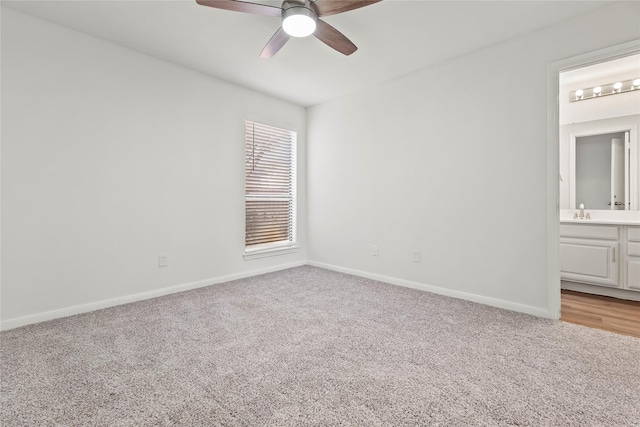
[560, 224, 619, 287]
[560, 223, 640, 292]
[627, 227, 640, 291]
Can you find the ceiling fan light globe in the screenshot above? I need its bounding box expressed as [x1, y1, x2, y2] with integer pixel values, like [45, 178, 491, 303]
[282, 7, 317, 37]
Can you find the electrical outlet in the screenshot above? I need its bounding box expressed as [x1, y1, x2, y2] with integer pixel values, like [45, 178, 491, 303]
[158, 255, 168, 268]
[372, 245, 379, 256]
[412, 250, 421, 263]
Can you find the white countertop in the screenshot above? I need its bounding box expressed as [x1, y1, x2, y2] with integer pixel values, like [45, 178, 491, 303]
[560, 209, 640, 226]
[560, 218, 640, 226]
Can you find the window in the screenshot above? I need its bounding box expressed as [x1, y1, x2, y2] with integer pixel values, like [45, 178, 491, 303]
[244, 120, 298, 259]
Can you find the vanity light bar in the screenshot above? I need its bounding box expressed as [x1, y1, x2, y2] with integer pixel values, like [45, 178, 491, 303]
[570, 78, 640, 102]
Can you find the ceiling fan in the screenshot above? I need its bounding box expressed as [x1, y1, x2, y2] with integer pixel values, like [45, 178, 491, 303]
[195, 0, 381, 58]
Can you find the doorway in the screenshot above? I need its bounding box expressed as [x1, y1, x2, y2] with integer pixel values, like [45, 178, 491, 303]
[547, 41, 640, 324]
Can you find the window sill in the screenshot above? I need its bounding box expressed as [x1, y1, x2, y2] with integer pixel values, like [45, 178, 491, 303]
[243, 243, 300, 260]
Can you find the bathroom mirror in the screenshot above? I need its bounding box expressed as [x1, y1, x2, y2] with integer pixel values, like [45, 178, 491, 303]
[569, 126, 639, 210]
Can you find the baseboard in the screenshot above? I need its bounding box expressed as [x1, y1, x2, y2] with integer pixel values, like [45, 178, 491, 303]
[0, 261, 307, 331]
[561, 280, 640, 301]
[308, 261, 552, 319]
[1, 260, 552, 331]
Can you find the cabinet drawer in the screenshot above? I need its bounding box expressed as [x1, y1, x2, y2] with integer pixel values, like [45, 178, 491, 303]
[560, 224, 618, 240]
[628, 227, 640, 242]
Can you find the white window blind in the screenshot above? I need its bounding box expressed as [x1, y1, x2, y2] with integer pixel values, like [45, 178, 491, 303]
[245, 121, 297, 249]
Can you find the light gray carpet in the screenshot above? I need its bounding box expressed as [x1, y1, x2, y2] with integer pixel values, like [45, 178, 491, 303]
[1, 266, 639, 426]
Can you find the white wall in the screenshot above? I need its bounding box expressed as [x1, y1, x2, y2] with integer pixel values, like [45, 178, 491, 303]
[306, 1, 640, 316]
[1, 8, 307, 328]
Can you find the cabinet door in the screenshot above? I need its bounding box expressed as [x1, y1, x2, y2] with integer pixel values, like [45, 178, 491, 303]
[627, 239, 640, 291]
[628, 257, 640, 291]
[627, 238, 640, 291]
[560, 238, 619, 287]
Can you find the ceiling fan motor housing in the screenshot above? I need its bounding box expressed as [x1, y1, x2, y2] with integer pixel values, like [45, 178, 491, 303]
[281, 1, 318, 37]
[195, 0, 376, 57]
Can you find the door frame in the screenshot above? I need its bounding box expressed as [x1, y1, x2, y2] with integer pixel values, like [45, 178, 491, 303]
[546, 39, 640, 319]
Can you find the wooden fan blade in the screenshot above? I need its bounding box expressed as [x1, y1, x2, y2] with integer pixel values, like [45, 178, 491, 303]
[195, 0, 282, 17]
[260, 27, 291, 58]
[312, 0, 381, 17]
[313, 19, 357, 56]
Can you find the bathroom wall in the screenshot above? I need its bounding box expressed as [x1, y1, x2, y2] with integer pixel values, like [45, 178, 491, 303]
[559, 54, 640, 126]
[559, 54, 640, 211]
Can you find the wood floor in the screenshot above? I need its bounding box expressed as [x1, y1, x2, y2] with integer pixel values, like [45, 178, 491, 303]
[561, 290, 640, 338]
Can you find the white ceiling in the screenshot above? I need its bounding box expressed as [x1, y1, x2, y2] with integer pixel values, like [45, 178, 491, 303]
[3, 0, 613, 107]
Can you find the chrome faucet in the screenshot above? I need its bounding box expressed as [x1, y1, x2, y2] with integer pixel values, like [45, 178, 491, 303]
[574, 204, 591, 220]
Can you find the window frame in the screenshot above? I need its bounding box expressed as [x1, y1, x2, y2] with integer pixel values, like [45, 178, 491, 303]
[243, 120, 299, 260]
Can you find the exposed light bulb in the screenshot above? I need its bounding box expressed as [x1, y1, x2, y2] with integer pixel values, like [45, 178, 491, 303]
[282, 7, 317, 38]
[570, 78, 640, 102]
